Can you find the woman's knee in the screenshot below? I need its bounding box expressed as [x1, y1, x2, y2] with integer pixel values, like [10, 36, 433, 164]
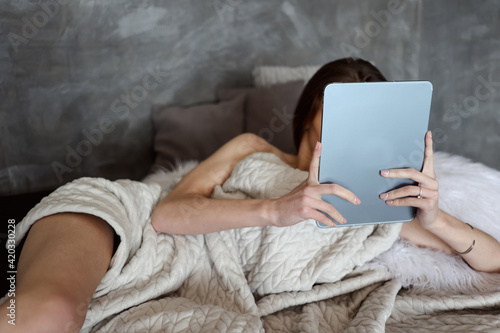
[9, 213, 114, 332]
[18, 213, 115, 286]
[5, 289, 89, 333]
[34, 293, 85, 333]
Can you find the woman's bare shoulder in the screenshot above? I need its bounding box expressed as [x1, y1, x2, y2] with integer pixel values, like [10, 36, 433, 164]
[214, 133, 274, 158]
[169, 133, 295, 198]
[213, 133, 296, 166]
[201, 133, 282, 178]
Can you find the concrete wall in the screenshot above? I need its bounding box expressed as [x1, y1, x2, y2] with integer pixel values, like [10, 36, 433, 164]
[1, 0, 499, 195]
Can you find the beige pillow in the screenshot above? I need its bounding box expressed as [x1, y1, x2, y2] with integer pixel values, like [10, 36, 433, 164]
[252, 66, 320, 87]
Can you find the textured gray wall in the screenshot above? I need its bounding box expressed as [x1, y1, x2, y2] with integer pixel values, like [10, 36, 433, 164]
[420, 2, 500, 166]
[1, 0, 499, 195]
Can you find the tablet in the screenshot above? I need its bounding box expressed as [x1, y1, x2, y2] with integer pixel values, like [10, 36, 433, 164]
[317, 81, 433, 228]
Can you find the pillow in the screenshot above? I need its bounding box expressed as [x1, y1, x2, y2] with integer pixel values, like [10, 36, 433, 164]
[152, 94, 245, 169]
[252, 65, 320, 87]
[217, 81, 304, 154]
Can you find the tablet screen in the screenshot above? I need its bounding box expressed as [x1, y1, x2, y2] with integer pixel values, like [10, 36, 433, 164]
[318, 81, 433, 227]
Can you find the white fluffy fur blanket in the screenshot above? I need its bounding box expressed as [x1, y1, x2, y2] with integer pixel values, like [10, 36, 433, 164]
[371, 152, 500, 293]
[9, 152, 500, 332]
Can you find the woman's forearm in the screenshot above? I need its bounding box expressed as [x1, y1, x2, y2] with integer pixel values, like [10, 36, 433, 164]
[426, 210, 500, 273]
[151, 195, 276, 235]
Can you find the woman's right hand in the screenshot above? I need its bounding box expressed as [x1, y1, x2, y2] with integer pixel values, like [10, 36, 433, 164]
[270, 142, 360, 228]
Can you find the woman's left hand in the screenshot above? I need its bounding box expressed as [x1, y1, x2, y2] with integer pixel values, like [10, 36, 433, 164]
[379, 131, 440, 230]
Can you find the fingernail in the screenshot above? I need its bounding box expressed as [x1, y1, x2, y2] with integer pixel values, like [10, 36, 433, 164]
[386, 200, 393, 205]
[342, 217, 347, 224]
[380, 193, 388, 199]
[429, 130, 432, 138]
[381, 170, 390, 176]
[353, 197, 360, 204]
[315, 141, 320, 150]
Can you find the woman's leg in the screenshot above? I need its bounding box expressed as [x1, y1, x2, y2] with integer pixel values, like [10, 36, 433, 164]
[0, 213, 114, 333]
[400, 218, 452, 253]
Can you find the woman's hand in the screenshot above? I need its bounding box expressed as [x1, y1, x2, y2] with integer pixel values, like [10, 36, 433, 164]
[270, 142, 360, 228]
[379, 131, 440, 230]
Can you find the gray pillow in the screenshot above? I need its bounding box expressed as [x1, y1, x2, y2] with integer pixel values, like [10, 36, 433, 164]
[152, 94, 245, 169]
[217, 80, 304, 154]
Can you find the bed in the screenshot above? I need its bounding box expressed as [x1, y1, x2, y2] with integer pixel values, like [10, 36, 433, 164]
[9, 66, 500, 332]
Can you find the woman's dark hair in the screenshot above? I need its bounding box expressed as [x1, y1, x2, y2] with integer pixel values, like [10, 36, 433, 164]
[292, 58, 387, 150]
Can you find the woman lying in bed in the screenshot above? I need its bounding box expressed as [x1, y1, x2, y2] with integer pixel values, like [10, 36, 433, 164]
[3, 58, 500, 333]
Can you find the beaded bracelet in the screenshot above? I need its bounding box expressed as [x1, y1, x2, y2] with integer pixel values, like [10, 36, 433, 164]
[452, 223, 475, 255]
